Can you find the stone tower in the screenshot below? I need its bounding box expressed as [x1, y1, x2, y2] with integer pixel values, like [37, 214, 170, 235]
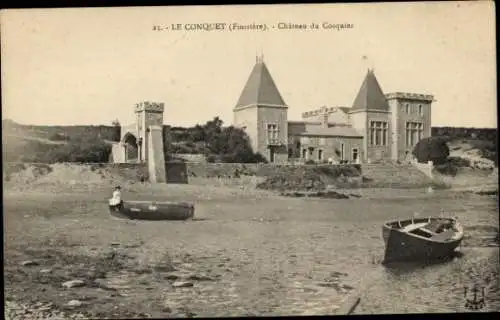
[385, 92, 434, 161]
[134, 101, 165, 163]
[233, 56, 288, 163]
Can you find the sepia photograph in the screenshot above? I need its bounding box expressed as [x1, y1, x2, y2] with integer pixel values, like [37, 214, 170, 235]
[1, 1, 498, 318]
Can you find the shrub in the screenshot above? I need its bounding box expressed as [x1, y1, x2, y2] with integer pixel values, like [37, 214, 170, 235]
[218, 151, 267, 164]
[206, 155, 216, 163]
[434, 162, 458, 176]
[480, 149, 498, 167]
[412, 137, 450, 165]
[164, 118, 268, 164]
[14, 139, 112, 163]
[447, 156, 471, 167]
[170, 143, 199, 154]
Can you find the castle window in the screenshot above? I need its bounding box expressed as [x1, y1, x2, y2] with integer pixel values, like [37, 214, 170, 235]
[352, 148, 359, 163]
[302, 149, 307, 159]
[318, 149, 323, 161]
[417, 123, 424, 140]
[369, 121, 388, 146]
[406, 122, 424, 147]
[267, 124, 279, 144]
[418, 105, 423, 116]
[405, 104, 410, 114]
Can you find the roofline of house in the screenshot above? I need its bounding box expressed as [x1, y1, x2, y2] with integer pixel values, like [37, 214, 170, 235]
[301, 106, 350, 117]
[288, 121, 352, 128]
[233, 103, 288, 111]
[348, 109, 391, 114]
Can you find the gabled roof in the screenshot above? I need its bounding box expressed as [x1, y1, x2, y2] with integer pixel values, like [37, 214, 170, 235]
[234, 57, 287, 110]
[351, 69, 389, 112]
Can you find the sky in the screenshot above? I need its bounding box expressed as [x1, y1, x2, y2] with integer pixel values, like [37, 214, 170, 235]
[1, 2, 497, 128]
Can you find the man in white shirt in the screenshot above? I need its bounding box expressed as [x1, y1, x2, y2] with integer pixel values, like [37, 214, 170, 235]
[109, 186, 123, 211]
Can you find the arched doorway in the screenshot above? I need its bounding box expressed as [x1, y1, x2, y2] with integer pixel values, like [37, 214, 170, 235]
[123, 132, 139, 163]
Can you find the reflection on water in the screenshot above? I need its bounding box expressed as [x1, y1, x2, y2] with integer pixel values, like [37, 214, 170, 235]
[382, 251, 465, 276]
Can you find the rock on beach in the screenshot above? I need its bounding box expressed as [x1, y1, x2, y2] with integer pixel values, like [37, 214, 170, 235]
[62, 280, 86, 288]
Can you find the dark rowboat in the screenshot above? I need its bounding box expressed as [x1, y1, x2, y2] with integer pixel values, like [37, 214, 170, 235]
[382, 217, 464, 263]
[109, 200, 194, 221]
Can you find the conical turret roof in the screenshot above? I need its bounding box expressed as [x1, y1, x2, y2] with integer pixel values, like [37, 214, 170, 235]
[234, 57, 287, 110]
[351, 69, 389, 111]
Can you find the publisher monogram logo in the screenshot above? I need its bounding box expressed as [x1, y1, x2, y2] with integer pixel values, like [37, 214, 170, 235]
[464, 284, 486, 310]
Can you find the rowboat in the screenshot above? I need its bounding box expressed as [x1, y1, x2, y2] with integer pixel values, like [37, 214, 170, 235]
[382, 217, 464, 263]
[109, 200, 195, 221]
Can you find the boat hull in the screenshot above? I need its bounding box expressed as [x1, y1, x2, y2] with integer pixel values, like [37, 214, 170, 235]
[382, 219, 463, 263]
[109, 201, 194, 221]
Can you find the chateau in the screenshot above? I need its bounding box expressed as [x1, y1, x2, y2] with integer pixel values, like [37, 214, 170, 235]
[233, 56, 434, 164]
[111, 56, 434, 168]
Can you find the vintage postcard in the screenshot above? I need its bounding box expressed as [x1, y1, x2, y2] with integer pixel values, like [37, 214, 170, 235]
[2, 1, 498, 318]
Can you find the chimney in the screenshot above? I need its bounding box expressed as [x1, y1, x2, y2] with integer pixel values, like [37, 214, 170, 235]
[320, 106, 328, 128]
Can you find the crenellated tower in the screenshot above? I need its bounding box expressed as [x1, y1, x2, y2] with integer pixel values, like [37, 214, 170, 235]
[134, 101, 165, 163]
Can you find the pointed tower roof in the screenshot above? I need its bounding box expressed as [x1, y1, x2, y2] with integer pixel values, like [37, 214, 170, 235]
[351, 69, 389, 112]
[234, 57, 287, 110]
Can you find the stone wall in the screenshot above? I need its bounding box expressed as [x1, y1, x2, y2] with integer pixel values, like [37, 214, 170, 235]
[110, 143, 123, 163]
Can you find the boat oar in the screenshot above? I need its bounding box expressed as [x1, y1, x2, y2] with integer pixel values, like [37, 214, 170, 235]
[335, 267, 381, 315]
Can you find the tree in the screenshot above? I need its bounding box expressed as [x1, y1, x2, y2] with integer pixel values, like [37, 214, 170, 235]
[189, 124, 206, 142]
[214, 126, 267, 163]
[162, 126, 173, 155]
[412, 137, 450, 164]
[204, 117, 224, 149]
[161, 116, 267, 163]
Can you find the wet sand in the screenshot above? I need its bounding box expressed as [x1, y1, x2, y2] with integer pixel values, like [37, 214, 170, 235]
[4, 182, 498, 318]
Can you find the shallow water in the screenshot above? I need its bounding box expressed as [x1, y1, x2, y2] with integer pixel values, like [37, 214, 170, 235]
[4, 188, 499, 316]
[194, 190, 500, 314]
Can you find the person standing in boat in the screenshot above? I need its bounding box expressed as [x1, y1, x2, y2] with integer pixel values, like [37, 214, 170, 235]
[109, 186, 123, 211]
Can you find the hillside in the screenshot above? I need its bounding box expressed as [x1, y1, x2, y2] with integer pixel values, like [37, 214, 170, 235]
[2, 120, 118, 163]
[2, 117, 266, 164]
